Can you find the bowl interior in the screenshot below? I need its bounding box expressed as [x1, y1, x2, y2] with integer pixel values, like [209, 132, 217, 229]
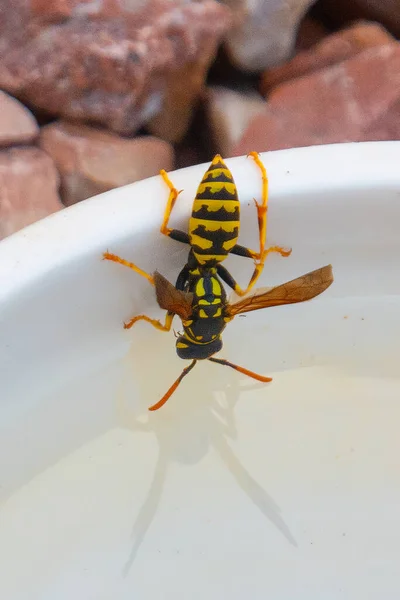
[1, 143, 400, 599]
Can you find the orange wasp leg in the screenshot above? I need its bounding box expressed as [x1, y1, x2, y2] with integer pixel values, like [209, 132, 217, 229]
[208, 357, 272, 383]
[248, 151, 291, 261]
[103, 252, 155, 285]
[103, 251, 174, 332]
[124, 311, 174, 332]
[159, 169, 181, 237]
[226, 151, 291, 296]
[148, 359, 197, 411]
[159, 170, 190, 245]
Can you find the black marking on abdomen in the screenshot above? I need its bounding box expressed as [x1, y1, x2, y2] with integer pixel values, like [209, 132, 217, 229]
[203, 277, 213, 298]
[201, 170, 234, 184]
[196, 186, 237, 200]
[191, 224, 239, 255]
[192, 204, 240, 221]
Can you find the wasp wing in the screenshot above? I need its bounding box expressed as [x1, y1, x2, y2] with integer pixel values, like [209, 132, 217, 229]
[153, 271, 193, 319]
[226, 264, 333, 317]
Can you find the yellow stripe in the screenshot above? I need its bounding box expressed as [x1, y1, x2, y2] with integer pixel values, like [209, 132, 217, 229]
[192, 199, 239, 213]
[177, 342, 189, 349]
[204, 164, 230, 173]
[195, 279, 206, 297]
[190, 233, 213, 250]
[197, 182, 236, 195]
[184, 333, 209, 345]
[223, 238, 238, 251]
[205, 162, 231, 173]
[211, 278, 221, 295]
[199, 309, 208, 318]
[198, 298, 221, 305]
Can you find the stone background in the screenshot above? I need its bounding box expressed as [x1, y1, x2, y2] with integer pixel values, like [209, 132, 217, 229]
[0, 0, 399, 239]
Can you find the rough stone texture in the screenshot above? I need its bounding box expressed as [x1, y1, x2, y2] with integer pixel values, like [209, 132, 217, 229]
[0, 0, 231, 138]
[234, 44, 400, 154]
[39, 121, 174, 206]
[316, 0, 400, 37]
[0, 91, 38, 147]
[222, 0, 318, 72]
[261, 21, 395, 93]
[362, 99, 400, 141]
[148, 40, 221, 143]
[0, 148, 62, 240]
[207, 86, 266, 157]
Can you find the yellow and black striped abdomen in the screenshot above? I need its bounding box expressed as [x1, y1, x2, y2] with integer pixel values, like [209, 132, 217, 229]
[189, 155, 239, 266]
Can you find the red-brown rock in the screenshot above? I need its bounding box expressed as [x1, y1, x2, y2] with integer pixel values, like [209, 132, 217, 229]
[362, 99, 400, 141]
[234, 44, 400, 154]
[223, 0, 318, 72]
[0, 0, 231, 139]
[207, 86, 266, 157]
[0, 91, 38, 147]
[39, 121, 174, 206]
[31, 0, 73, 21]
[261, 21, 395, 93]
[316, 0, 400, 37]
[148, 40, 222, 143]
[0, 148, 62, 240]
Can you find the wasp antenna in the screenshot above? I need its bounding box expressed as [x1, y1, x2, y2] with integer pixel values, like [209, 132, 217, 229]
[208, 357, 272, 383]
[148, 359, 198, 411]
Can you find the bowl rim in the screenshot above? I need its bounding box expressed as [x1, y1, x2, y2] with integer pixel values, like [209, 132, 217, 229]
[0, 140, 399, 303]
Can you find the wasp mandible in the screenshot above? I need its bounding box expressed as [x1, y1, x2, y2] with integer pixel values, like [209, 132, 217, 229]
[104, 153, 333, 411]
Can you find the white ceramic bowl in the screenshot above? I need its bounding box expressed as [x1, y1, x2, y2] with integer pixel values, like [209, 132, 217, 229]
[1, 142, 400, 599]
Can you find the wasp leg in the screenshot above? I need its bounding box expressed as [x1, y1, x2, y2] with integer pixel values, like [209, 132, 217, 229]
[229, 243, 291, 262]
[218, 246, 290, 297]
[247, 151, 290, 260]
[148, 359, 197, 411]
[232, 151, 291, 265]
[248, 151, 270, 260]
[208, 357, 272, 383]
[175, 265, 190, 291]
[159, 169, 190, 245]
[218, 262, 270, 297]
[103, 252, 155, 284]
[124, 311, 174, 331]
[225, 151, 291, 296]
[103, 252, 175, 332]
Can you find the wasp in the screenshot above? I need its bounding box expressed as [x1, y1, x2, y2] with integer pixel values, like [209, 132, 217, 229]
[104, 152, 333, 411]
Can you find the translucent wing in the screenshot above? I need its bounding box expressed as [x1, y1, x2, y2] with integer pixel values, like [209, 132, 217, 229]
[226, 264, 333, 317]
[153, 271, 193, 319]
